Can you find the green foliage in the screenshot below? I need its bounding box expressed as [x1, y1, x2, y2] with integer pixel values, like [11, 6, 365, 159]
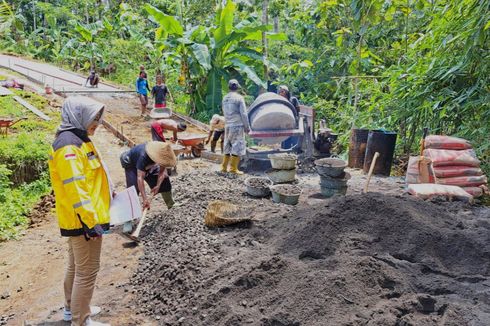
[1, 0, 488, 176]
[0, 91, 57, 241]
[146, 0, 284, 119]
[0, 169, 51, 241]
[269, 0, 489, 175]
[0, 133, 50, 167]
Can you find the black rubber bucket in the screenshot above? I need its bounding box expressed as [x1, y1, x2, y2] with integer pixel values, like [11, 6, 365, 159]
[363, 130, 397, 176]
[348, 129, 369, 169]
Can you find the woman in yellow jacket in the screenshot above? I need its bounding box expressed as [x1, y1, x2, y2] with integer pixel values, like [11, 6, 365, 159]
[48, 96, 111, 326]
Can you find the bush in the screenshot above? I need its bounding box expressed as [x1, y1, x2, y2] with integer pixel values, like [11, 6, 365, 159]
[0, 168, 51, 241]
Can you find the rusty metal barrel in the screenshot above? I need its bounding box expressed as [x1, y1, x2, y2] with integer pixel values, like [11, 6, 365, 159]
[348, 129, 369, 168]
[363, 130, 397, 176]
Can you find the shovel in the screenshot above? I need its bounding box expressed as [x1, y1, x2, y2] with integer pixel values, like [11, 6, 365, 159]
[122, 196, 153, 243]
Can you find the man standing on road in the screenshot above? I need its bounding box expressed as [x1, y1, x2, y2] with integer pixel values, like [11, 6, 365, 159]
[151, 75, 170, 109]
[205, 114, 225, 153]
[150, 119, 187, 142]
[220, 79, 250, 174]
[136, 71, 150, 117]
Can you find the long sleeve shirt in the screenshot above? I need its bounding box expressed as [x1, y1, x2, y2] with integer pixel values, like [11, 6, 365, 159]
[136, 77, 150, 95]
[222, 92, 250, 129]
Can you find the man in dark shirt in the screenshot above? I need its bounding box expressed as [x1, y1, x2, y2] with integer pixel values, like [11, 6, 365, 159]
[151, 75, 169, 108]
[119, 142, 179, 210]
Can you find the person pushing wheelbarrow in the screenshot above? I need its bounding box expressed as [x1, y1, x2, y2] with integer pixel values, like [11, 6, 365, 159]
[150, 119, 187, 142]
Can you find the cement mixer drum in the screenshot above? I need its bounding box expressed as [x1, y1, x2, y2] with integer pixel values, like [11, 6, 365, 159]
[247, 92, 297, 144]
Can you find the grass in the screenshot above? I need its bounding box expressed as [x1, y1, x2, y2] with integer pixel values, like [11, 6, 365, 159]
[0, 90, 59, 241]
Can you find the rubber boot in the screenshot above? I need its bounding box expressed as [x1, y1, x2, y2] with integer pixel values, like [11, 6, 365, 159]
[210, 140, 217, 153]
[161, 191, 180, 209]
[229, 155, 244, 175]
[221, 155, 230, 173]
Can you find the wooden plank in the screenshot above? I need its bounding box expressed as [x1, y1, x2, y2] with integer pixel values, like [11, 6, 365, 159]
[13, 96, 51, 121]
[0, 86, 13, 96]
[102, 120, 135, 148]
[172, 111, 209, 132]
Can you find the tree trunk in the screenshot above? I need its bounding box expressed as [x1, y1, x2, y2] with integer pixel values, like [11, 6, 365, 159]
[262, 0, 269, 87]
[33, 2, 37, 31]
[273, 16, 279, 33]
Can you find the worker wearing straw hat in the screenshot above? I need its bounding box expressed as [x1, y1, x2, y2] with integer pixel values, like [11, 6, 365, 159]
[120, 141, 179, 211]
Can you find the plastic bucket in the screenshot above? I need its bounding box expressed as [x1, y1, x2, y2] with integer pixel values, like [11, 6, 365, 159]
[363, 130, 397, 176]
[268, 153, 297, 170]
[319, 173, 350, 188]
[244, 177, 273, 197]
[348, 129, 369, 168]
[265, 168, 296, 184]
[314, 158, 347, 177]
[320, 185, 348, 198]
[270, 184, 302, 205]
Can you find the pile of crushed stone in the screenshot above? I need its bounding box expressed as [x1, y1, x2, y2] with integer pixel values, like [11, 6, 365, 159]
[128, 171, 490, 325]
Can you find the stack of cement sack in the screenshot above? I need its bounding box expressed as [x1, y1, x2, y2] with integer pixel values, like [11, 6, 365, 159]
[406, 135, 487, 200]
[412, 135, 487, 198]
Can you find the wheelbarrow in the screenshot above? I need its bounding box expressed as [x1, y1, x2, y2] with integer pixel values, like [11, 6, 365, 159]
[177, 133, 208, 157]
[0, 117, 27, 137]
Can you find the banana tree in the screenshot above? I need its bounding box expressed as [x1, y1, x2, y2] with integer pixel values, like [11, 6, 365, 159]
[70, 20, 112, 69]
[145, 0, 285, 117]
[0, 0, 25, 40]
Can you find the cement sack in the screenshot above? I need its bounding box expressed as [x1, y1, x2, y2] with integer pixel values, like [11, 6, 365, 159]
[462, 186, 485, 198]
[424, 135, 472, 150]
[423, 148, 480, 167]
[110, 186, 142, 225]
[407, 184, 473, 202]
[433, 166, 483, 178]
[405, 156, 435, 184]
[436, 175, 487, 188]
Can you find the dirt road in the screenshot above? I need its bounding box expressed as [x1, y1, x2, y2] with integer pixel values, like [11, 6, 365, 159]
[0, 125, 154, 325]
[0, 54, 121, 93]
[0, 86, 219, 325]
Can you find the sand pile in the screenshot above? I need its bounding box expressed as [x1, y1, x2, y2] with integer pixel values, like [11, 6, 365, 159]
[130, 171, 490, 325]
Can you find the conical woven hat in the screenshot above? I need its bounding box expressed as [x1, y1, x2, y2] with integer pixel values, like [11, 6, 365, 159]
[146, 141, 177, 167]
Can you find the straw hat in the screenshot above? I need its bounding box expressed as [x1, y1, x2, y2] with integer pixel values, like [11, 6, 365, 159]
[145, 141, 177, 167]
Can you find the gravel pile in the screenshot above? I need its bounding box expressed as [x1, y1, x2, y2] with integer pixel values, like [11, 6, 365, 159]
[128, 171, 283, 324]
[130, 171, 490, 326]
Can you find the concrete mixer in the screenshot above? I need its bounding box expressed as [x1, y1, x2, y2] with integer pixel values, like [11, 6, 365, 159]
[243, 92, 313, 171]
[247, 92, 304, 145]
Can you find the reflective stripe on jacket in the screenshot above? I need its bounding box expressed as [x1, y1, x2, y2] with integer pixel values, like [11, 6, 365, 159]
[48, 130, 111, 236]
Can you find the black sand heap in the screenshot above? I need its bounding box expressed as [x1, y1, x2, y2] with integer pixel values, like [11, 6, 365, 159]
[131, 171, 490, 326]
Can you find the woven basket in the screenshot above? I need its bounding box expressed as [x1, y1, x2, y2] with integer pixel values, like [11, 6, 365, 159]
[204, 200, 252, 227]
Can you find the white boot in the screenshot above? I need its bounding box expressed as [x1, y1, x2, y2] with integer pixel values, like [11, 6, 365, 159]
[83, 317, 110, 326]
[63, 306, 102, 322]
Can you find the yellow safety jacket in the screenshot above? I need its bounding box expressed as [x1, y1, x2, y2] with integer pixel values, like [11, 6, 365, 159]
[48, 130, 111, 236]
